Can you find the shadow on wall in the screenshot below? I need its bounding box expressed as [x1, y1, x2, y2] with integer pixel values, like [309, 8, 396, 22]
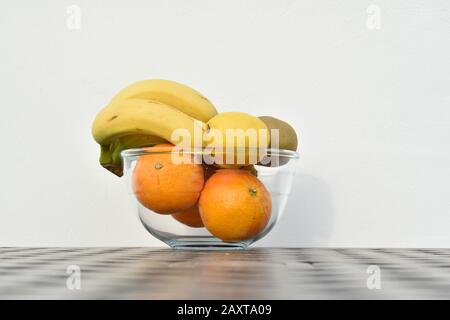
[257, 174, 335, 247]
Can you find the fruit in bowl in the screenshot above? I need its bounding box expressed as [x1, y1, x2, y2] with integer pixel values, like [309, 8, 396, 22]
[132, 144, 204, 214]
[172, 205, 204, 228]
[199, 169, 272, 242]
[91, 79, 299, 249]
[122, 146, 298, 249]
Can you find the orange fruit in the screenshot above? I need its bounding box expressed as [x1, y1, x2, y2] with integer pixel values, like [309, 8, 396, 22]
[132, 143, 204, 214]
[199, 169, 272, 241]
[172, 165, 217, 228]
[172, 205, 204, 228]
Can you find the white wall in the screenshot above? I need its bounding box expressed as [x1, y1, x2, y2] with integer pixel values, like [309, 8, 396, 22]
[1, 0, 449, 247]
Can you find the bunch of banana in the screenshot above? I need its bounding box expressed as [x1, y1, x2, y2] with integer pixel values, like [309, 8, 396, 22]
[92, 80, 218, 177]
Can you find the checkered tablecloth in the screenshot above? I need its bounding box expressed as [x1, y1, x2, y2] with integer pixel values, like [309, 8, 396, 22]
[1, 248, 449, 299]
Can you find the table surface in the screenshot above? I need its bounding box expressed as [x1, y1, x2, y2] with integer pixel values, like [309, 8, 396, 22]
[1, 247, 450, 299]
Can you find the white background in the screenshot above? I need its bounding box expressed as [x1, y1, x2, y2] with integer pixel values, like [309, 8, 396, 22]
[1, 0, 449, 247]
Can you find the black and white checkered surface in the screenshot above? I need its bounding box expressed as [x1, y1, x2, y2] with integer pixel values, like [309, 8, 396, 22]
[1, 248, 450, 299]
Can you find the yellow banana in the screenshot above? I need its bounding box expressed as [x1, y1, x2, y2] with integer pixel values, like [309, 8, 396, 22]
[92, 99, 206, 147]
[110, 79, 218, 122]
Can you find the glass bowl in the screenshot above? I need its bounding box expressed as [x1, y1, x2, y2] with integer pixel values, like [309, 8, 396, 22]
[121, 147, 299, 250]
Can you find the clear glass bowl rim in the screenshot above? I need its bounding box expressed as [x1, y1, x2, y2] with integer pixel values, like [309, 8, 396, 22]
[121, 147, 300, 160]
